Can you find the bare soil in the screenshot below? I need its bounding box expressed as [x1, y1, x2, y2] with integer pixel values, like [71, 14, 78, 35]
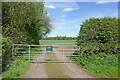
[24, 49, 48, 78]
[54, 46, 94, 78]
[24, 63, 48, 78]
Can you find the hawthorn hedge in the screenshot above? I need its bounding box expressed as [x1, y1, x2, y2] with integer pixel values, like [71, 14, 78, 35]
[77, 17, 118, 55]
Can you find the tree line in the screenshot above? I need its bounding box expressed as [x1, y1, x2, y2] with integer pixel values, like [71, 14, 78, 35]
[2, 2, 52, 71]
[42, 36, 76, 40]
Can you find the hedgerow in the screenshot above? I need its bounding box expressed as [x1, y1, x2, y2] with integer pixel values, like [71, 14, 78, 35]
[77, 17, 118, 55]
[76, 17, 118, 78]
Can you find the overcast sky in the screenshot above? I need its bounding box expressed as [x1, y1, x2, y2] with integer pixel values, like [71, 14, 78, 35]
[44, 2, 118, 37]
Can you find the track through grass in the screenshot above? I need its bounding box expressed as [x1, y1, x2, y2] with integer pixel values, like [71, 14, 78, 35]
[45, 63, 69, 78]
[45, 51, 69, 78]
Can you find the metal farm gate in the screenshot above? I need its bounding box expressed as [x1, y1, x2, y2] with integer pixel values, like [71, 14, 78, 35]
[13, 44, 80, 62]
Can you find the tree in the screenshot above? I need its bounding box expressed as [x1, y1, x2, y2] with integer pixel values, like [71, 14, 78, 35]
[2, 2, 52, 44]
[2, 2, 52, 71]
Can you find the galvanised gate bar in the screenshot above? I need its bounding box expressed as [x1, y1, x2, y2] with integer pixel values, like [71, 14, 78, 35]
[13, 44, 80, 62]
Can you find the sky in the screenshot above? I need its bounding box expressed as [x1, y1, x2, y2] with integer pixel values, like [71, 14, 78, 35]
[44, 2, 118, 37]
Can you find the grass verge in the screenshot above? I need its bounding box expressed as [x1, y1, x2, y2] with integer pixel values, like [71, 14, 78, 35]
[75, 53, 118, 78]
[2, 57, 31, 78]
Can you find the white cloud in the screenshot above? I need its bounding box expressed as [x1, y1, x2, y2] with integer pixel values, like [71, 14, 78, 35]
[62, 8, 79, 11]
[44, 5, 47, 7]
[45, 2, 78, 8]
[60, 19, 65, 21]
[73, 24, 80, 28]
[60, 15, 66, 17]
[44, 5, 56, 9]
[38, 0, 119, 2]
[47, 13, 50, 16]
[96, 1, 112, 4]
[55, 26, 65, 29]
[48, 5, 56, 9]
[67, 24, 80, 29]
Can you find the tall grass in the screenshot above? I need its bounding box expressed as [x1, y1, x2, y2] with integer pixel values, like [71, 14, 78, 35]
[2, 57, 30, 78]
[75, 53, 118, 78]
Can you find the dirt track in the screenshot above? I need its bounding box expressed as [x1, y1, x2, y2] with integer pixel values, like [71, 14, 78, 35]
[24, 45, 94, 78]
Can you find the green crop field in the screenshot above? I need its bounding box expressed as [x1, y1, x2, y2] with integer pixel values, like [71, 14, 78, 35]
[39, 40, 77, 45]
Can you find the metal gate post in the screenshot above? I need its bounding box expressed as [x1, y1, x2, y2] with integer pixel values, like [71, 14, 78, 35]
[79, 46, 80, 57]
[29, 45, 30, 62]
[63, 47, 64, 61]
[12, 44, 14, 58]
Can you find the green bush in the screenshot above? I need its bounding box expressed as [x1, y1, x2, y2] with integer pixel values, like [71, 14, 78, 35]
[77, 17, 118, 54]
[2, 37, 13, 72]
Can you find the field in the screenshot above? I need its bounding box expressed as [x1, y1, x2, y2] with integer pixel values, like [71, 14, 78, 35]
[39, 40, 77, 47]
[39, 40, 76, 45]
